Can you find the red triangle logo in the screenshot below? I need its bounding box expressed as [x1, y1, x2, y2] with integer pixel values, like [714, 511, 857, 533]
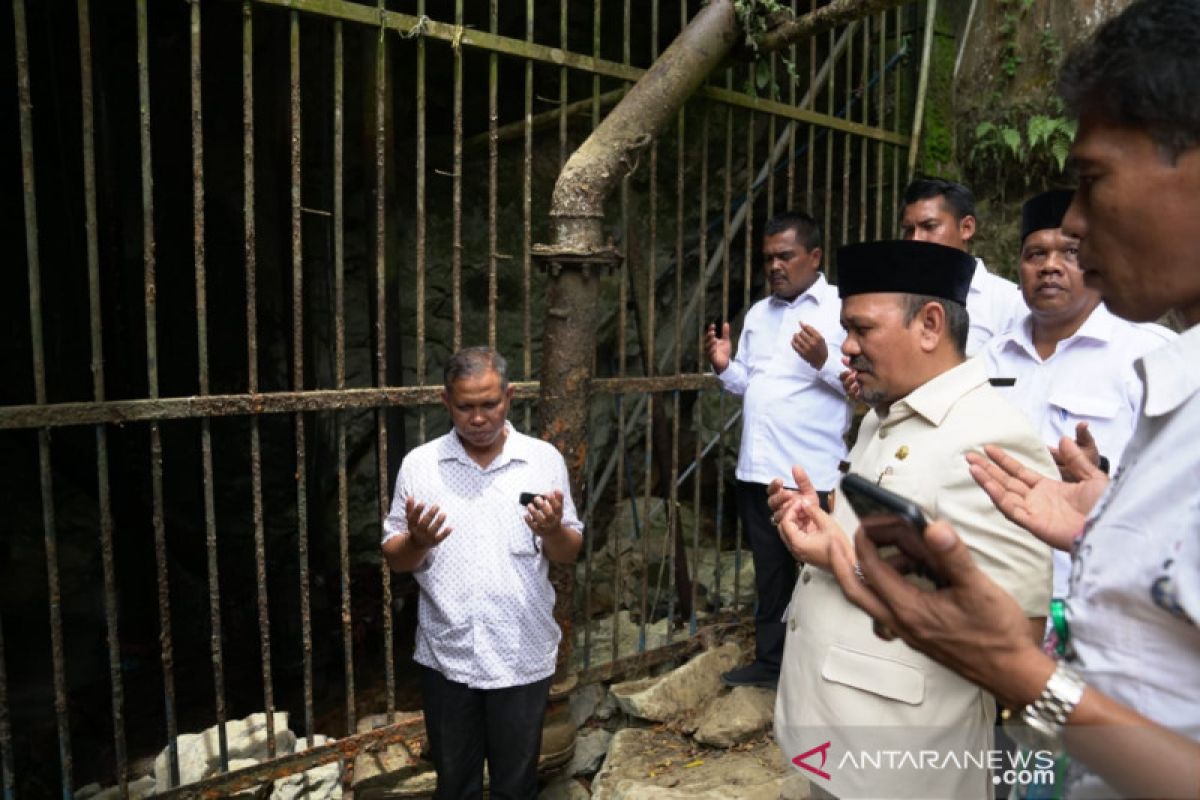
[792, 740, 832, 781]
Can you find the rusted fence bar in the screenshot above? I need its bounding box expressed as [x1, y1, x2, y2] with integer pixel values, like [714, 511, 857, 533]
[240, 1, 283, 764]
[451, 0, 463, 351]
[14, 0, 75, 793]
[190, 0, 231, 775]
[0, 616, 11, 800]
[522, 0, 533, 432]
[135, 0, 181, 787]
[487, 0, 499, 350]
[876, 10, 886, 238]
[416, 0, 428, 441]
[77, 0, 128, 793]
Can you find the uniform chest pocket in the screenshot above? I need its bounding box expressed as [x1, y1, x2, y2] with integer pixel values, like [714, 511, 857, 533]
[509, 517, 540, 556]
[1048, 391, 1120, 422]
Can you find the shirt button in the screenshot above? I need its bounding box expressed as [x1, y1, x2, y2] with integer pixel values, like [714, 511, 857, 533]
[790, 617, 797, 632]
[878, 428, 888, 439]
[802, 571, 812, 585]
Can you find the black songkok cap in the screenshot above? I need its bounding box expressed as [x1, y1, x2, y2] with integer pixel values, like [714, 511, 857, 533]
[1020, 189, 1074, 243]
[836, 240, 974, 306]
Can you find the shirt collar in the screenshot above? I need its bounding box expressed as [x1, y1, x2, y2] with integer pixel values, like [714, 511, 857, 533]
[767, 273, 829, 308]
[1138, 323, 1200, 418]
[999, 303, 1119, 361]
[438, 420, 528, 469]
[886, 358, 989, 427]
[967, 257, 986, 296]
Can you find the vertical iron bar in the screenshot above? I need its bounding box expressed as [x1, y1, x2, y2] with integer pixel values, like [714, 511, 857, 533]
[15, 0, 75, 793]
[842, 26, 851, 248]
[908, 0, 938, 181]
[190, 0, 229, 773]
[805, 0, 815, 210]
[612, 0, 631, 664]
[892, 5, 901, 228]
[559, 0, 567, 169]
[766, 51, 776, 218]
[137, 0, 179, 786]
[786, 0, 797, 209]
[416, 0, 427, 441]
[0, 617, 11, 800]
[284, 5, 309, 760]
[522, 0, 533, 432]
[364, 1, 392, 738]
[718, 82, 733, 614]
[582, 0, 604, 668]
[77, 0, 127, 792]
[332, 16, 348, 740]
[242, 0, 281, 759]
[692, 98, 709, 635]
[487, 0, 498, 349]
[859, 17, 869, 241]
[823, 22, 834, 251]
[667, 0, 686, 640]
[875, 10, 885, 239]
[451, 0, 463, 350]
[639, 0, 660, 653]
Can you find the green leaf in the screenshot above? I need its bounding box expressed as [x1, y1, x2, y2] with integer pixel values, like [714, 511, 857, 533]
[1052, 140, 1070, 172]
[975, 121, 996, 140]
[1001, 126, 1023, 157]
[755, 59, 772, 90]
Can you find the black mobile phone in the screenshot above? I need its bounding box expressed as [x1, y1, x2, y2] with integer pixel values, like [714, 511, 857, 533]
[839, 473, 947, 589]
[518, 492, 540, 507]
[708, 316, 724, 333]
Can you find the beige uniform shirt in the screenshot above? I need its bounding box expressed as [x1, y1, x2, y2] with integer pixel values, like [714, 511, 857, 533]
[775, 358, 1054, 799]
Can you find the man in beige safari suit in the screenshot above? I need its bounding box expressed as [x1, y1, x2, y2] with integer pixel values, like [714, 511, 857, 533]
[769, 240, 1054, 799]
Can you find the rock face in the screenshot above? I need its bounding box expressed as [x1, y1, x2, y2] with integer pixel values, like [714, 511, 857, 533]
[590, 727, 800, 800]
[693, 686, 776, 747]
[153, 711, 296, 792]
[271, 736, 343, 800]
[609, 643, 740, 722]
[568, 728, 613, 777]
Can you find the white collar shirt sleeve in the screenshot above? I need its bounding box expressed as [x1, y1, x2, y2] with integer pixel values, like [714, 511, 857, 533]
[1062, 323, 1200, 797]
[964, 258, 1026, 357]
[382, 423, 583, 689]
[715, 275, 849, 490]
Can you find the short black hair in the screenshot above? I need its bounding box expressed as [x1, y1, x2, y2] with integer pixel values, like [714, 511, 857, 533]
[444, 346, 508, 391]
[902, 178, 976, 223]
[901, 294, 970, 357]
[1058, 0, 1200, 161]
[763, 210, 822, 252]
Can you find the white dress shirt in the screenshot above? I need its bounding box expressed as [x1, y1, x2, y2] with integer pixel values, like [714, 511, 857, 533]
[982, 304, 1175, 597]
[965, 258, 1027, 357]
[1063, 323, 1200, 797]
[382, 422, 583, 690]
[717, 274, 848, 491]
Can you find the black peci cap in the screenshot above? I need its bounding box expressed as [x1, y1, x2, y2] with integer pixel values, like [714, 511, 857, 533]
[836, 240, 975, 305]
[1020, 189, 1075, 243]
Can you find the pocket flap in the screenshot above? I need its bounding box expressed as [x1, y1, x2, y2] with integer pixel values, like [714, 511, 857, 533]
[820, 645, 925, 705]
[1047, 391, 1120, 420]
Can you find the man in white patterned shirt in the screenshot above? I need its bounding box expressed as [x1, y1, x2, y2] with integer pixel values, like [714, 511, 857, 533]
[382, 347, 583, 799]
[704, 210, 849, 688]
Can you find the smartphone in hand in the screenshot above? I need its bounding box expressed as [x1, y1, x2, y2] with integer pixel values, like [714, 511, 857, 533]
[839, 473, 947, 589]
[519, 492, 541, 507]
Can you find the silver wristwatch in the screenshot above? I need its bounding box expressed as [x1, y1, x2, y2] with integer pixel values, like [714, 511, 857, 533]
[1010, 662, 1087, 751]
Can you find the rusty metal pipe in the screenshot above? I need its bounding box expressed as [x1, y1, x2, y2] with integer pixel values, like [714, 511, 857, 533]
[546, 0, 738, 240]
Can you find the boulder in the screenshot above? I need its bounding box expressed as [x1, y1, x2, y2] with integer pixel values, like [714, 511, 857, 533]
[569, 683, 607, 729]
[271, 736, 342, 800]
[590, 727, 794, 800]
[538, 776, 591, 800]
[153, 711, 295, 792]
[609, 643, 740, 722]
[693, 686, 776, 747]
[568, 727, 613, 777]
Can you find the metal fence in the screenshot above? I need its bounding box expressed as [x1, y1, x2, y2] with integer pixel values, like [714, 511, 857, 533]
[2, 0, 922, 795]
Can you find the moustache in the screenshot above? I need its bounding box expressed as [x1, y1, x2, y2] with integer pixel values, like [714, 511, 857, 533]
[849, 356, 873, 374]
